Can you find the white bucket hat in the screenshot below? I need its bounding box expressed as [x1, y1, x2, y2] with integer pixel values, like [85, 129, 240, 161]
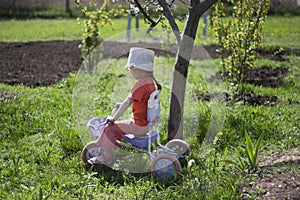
[126, 47, 154, 72]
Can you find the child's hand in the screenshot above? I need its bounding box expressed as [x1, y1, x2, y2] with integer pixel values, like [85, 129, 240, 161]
[114, 103, 121, 110]
[111, 103, 121, 116]
[106, 116, 115, 124]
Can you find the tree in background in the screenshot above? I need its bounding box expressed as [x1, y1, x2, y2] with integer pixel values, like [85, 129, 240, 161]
[131, 0, 218, 140]
[156, 0, 217, 140]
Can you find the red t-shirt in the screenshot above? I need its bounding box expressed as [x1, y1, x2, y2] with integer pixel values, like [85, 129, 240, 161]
[128, 77, 157, 126]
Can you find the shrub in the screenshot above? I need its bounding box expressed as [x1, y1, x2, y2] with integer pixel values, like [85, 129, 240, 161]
[213, 0, 270, 94]
[76, 0, 125, 60]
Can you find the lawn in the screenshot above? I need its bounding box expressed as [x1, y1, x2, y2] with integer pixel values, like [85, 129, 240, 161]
[0, 19, 82, 42]
[0, 15, 299, 199]
[1, 16, 300, 47]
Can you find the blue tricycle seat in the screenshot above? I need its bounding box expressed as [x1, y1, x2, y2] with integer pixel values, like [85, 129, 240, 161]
[123, 130, 158, 148]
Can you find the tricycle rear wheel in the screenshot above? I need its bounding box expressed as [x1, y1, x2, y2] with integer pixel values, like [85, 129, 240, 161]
[151, 153, 182, 179]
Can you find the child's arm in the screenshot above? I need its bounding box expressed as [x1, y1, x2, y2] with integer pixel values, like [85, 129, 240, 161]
[107, 97, 133, 123]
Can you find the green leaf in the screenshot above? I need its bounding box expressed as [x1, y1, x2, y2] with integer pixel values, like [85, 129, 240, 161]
[245, 131, 254, 166]
[253, 132, 265, 167]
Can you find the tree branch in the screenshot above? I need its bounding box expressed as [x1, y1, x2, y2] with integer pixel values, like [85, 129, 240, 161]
[133, 0, 157, 29]
[157, 0, 181, 43]
[146, 17, 162, 34]
[193, 0, 217, 19]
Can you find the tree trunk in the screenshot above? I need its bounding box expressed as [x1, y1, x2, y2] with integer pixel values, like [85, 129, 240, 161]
[167, 0, 217, 141]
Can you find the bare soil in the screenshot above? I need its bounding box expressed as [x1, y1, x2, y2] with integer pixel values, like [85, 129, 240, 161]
[245, 66, 289, 87]
[0, 40, 288, 87]
[0, 40, 221, 87]
[0, 40, 82, 86]
[242, 149, 300, 200]
[198, 91, 281, 106]
[205, 66, 289, 105]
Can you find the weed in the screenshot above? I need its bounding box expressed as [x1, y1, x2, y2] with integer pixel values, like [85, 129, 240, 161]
[245, 131, 265, 172]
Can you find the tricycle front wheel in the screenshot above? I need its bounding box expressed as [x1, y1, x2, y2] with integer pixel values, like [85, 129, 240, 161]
[82, 142, 115, 167]
[81, 142, 102, 165]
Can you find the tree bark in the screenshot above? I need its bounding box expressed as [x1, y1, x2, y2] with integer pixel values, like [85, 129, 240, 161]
[167, 0, 217, 141]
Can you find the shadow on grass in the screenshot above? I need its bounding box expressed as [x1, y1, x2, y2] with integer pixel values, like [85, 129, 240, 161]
[0, 7, 81, 19]
[84, 162, 187, 188]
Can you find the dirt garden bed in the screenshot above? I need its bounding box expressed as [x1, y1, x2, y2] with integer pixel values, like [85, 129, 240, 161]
[0, 40, 82, 86]
[241, 149, 300, 200]
[203, 66, 289, 105]
[0, 40, 288, 87]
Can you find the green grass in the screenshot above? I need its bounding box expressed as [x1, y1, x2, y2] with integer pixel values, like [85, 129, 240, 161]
[0, 19, 83, 42]
[0, 15, 300, 199]
[0, 17, 202, 43]
[1, 16, 299, 48]
[0, 18, 147, 42]
[0, 76, 239, 198]
[1, 55, 299, 199]
[262, 16, 300, 48]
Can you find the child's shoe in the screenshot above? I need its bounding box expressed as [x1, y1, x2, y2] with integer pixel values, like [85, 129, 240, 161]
[88, 156, 106, 165]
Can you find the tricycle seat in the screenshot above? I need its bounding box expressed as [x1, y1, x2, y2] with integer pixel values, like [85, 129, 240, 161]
[123, 130, 158, 148]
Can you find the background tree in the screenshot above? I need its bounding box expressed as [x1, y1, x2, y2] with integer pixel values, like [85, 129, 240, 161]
[128, 0, 218, 140]
[77, 0, 217, 140]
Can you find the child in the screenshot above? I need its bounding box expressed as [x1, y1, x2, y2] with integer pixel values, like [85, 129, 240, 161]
[88, 47, 161, 166]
